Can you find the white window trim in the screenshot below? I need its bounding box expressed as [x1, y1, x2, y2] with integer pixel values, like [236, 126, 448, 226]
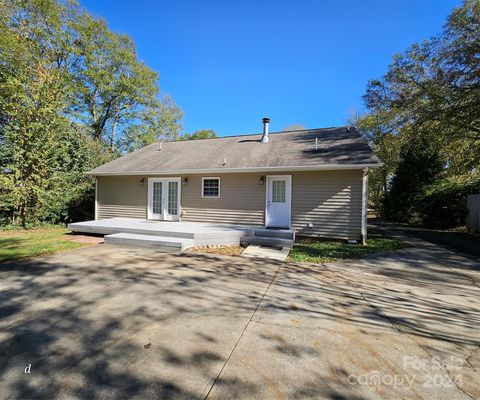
[147, 177, 182, 220]
[202, 177, 221, 198]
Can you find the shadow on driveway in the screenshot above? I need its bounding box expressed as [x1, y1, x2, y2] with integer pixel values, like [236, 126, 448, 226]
[0, 242, 478, 399]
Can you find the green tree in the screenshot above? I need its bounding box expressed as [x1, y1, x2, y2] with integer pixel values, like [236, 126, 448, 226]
[360, 0, 480, 224]
[69, 4, 173, 147]
[0, 0, 73, 226]
[351, 113, 403, 211]
[363, 0, 480, 173]
[283, 124, 306, 131]
[181, 129, 217, 140]
[39, 126, 115, 223]
[385, 138, 444, 223]
[120, 95, 183, 152]
[0, 0, 181, 226]
[282, 124, 306, 131]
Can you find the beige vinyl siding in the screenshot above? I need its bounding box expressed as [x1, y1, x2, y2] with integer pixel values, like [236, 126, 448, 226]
[291, 170, 362, 240]
[181, 174, 264, 225]
[97, 176, 147, 219]
[96, 170, 363, 239]
[97, 173, 265, 225]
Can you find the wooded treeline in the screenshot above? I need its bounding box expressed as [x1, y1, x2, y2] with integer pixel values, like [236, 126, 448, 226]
[0, 0, 215, 227]
[1, 0, 479, 229]
[355, 0, 480, 228]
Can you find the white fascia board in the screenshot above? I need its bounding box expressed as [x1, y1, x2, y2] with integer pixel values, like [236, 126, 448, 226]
[88, 163, 383, 176]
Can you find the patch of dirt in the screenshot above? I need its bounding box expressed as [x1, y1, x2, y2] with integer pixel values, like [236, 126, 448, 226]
[65, 234, 104, 244]
[186, 245, 246, 257]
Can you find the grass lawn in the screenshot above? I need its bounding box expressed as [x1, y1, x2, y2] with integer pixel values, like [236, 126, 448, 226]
[288, 234, 408, 263]
[0, 228, 90, 264]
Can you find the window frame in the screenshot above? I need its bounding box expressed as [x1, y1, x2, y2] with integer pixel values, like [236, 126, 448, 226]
[201, 177, 221, 198]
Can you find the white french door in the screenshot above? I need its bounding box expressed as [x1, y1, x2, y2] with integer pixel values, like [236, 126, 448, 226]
[147, 178, 181, 221]
[265, 175, 292, 228]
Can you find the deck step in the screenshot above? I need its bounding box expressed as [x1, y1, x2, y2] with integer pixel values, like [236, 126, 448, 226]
[104, 233, 194, 251]
[253, 228, 295, 240]
[241, 236, 293, 249]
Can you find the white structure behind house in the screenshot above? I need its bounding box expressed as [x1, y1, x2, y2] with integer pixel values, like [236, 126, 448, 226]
[467, 194, 480, 232]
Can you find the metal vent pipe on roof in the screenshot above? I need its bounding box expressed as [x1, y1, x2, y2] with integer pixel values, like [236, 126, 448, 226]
[261, 117, 270, 143]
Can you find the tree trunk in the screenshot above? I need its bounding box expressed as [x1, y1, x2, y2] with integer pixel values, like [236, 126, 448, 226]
[19, 202, 27, 229]
[382, 169, 388, 194]
[110, 121, 117, 150]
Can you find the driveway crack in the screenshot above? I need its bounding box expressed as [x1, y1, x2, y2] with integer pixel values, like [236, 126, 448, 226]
[203, 263, 282, 400]
[326, 264, 478, 400]
[345, 275, 476, 400]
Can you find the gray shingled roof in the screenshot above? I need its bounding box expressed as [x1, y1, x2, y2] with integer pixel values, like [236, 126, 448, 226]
[89, 126, 382, 175]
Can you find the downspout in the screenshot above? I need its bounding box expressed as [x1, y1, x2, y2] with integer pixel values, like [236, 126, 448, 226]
[361, 168, 369, 245]
[94, 177, 98, 220]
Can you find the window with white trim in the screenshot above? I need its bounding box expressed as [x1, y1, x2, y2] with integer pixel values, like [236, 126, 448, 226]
[202, 177, 220, 198]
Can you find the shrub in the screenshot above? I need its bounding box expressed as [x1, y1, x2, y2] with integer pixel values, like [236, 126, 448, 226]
[415, 175, 480, 228]
[383, 138, 444, 222]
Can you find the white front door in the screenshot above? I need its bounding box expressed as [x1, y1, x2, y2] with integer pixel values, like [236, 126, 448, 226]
[147, 178, 181, 221]
[265, 175, 291, 228]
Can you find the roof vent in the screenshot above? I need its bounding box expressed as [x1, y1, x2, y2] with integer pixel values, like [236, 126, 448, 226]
[261, 117, 270, 143]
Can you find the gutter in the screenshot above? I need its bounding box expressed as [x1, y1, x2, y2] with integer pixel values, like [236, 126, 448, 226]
[87, 163, 383, 176]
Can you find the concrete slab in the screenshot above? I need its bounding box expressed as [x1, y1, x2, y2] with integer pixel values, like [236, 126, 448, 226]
[104, 232, 194, 250]
[68, 218, 294, 248]
[208, 321, 470, 400]
[241, 244, 290, 261]
[0, 238, 478, 399]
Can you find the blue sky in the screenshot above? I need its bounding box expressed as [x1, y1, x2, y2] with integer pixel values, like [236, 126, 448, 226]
[81, 0, 460, 136]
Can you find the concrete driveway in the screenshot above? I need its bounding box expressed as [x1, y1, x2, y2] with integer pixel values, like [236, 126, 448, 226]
[0, 238, 479, 399]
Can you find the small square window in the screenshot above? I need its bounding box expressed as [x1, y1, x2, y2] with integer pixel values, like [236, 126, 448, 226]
[272, 180, 286, 203]
[202, 178, 220, 198]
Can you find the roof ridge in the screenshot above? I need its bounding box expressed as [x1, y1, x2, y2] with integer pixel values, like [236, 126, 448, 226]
[87, 125, 382, 176]
[156, 126, 352, 144]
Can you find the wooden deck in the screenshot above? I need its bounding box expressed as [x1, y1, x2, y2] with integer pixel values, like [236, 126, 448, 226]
[68, 218, 295, 250]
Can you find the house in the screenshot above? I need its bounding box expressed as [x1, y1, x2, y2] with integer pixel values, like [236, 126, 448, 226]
[82, 119, 382, 245]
